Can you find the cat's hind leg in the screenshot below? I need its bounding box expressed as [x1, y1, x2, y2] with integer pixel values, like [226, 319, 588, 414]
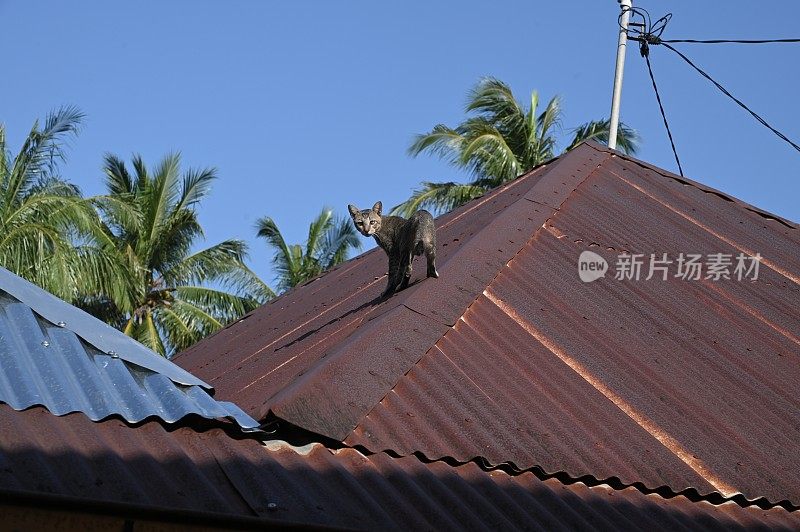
[399, 252, 413, 290]
[424, 237, 438, 279]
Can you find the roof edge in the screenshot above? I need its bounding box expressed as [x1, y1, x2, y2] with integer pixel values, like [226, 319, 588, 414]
[259, 432, 799, 513]
[583, 140, 797, 228]
[357, 445, 799, 513]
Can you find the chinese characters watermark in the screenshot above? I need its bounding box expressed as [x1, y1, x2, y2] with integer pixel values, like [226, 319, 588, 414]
[578, 251, 761, 283]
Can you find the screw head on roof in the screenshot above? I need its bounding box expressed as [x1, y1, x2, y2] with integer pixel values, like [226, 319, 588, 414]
[267, 502, 278, 511]
[57, 321, 66, 327]
[41, 340, 50, 348]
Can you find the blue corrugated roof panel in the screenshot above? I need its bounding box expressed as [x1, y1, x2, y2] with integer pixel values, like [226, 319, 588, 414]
[0, 269, 259, 431]
[0, 266, 207, 387]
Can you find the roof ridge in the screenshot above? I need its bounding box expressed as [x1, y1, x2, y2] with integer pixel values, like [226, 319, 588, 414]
[263, 144, 613, 440]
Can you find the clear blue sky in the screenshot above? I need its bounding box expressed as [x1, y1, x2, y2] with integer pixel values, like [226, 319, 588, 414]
[2, 1, 798, 287]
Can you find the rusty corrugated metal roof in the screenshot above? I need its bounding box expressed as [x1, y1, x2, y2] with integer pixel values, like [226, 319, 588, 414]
[175, 142, 800, 509]
[347, 150, 800, 506]
[2, 404, 797, 530]
[175, 160, 557, 432]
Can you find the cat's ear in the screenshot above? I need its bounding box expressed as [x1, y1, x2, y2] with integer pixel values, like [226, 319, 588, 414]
[372, 201, 382, 216]
[347, 204, 359, 217]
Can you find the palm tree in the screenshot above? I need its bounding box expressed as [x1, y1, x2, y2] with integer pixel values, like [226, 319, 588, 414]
[90, 152, 273, 357]
[0, 107, 127, 303]
[393, 78, 639, 216]
[256, 208, 361, 293]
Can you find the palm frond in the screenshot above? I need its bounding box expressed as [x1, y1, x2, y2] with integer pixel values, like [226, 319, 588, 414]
[70, 243, 138, 315]
[220, 263, 276, 305]
[525, 90, 540, 152]
[255, 216, 297, 288]
[407, 125, 466, 168]
[125, 312, 166, 357]
[157, 299, 233, 357]
[176, 166, 216, 212]
[566, 119, 640, 155]
[0, 126, 8, 180]
[286, 244, 308, 289]
[164, 239, 248, 287]
[90, 192, 142, 237]
[319, 215, 361, 270]
[391, 181, 487, 217]
[468, 78, 529, 156]
[145, 312, 166, 357]
[5, 106, 83, 209]
[459, 121, 522, 183]
[305, 208, 334, 259]
[174, 285, 252, 324]
[102, 153, 134, 195]
[157, 306, 201, 357]
[132, 154, 148, 188]
[145, 152, 182, 245]
[524, 95, 561, 165]
[537, 95, 562, 140]
[466, 77, 523, 124]
[147, 207, 202, 272]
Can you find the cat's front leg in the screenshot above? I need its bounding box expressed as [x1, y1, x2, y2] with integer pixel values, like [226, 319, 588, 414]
[383, 259, 401, 297]
[382, 277, 397, 298]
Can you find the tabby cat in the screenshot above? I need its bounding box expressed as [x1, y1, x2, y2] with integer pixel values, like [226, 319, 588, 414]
[348, 201, 438, 297]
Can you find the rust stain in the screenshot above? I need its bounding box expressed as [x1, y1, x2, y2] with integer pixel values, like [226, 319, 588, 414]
[544, 224, 567, 239]
[703, 281, 800, 348]
[434, 345, 505, 412]
[241, 355, 299, 391]
[247, 276, 385, 361]
[483, 288, 740, 497]
[610, 168, 799, 285]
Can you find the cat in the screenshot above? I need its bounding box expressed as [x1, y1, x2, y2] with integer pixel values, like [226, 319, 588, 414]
[348, 201, 439, 298]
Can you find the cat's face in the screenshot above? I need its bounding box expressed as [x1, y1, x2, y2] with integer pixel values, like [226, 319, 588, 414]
[348, 201, 382, 236]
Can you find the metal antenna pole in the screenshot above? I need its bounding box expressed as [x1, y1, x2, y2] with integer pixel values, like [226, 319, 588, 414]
[608, 0, 632, 150]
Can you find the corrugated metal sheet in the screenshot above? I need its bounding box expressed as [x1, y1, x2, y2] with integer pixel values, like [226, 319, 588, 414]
[0, 282, 259, 430]
[174, 142, 799, 507]
[173, 154, 588, 437]
[172, 162, 555, 404]
[2, 405, 797, 531]
[347, 149, 800, 506]
[0, 266, 207, 388]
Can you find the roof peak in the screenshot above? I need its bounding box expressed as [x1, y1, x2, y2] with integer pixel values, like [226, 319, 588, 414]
[177, 143, 613, 439]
